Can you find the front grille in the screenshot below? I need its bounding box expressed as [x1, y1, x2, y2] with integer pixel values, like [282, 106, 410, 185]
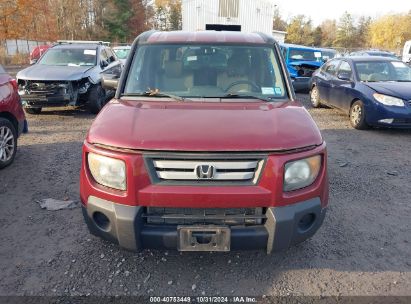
[26, 81, 69, 95]
[144, 207, 265, 226]
[147, 156, 265, 184]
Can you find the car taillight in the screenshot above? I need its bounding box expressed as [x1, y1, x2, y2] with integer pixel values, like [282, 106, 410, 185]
[10, 79, 18, 91]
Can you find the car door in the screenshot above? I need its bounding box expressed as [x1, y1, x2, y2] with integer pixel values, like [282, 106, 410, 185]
[315, 59, 340, 105]
[330, 60, 354, 111]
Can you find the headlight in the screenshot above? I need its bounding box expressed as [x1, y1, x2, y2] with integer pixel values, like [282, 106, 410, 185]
[284, 155, 321, 192]
[373, 93, 404, 107]
[88, 153, 126, 190]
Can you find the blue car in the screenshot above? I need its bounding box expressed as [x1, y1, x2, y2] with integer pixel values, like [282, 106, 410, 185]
[310, 57, 411, 129]
[280, 44, 323, 92]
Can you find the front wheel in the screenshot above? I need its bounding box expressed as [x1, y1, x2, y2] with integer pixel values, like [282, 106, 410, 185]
[349, 100, 369, 130]
[88, 85, 107, 114]
[310, 86, 321, 108]
[0, 118, 17, 169]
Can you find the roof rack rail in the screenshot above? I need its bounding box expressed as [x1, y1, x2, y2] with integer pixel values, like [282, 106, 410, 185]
[57, 40, 111, 46]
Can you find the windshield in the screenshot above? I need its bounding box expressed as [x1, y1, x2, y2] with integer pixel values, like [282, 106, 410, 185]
[355, 61, 411, 82]
[289, 49, 322, 62]
[124, 44, 288, 100]
[113, 48, 130, 60]
[38, 48, 97, 66]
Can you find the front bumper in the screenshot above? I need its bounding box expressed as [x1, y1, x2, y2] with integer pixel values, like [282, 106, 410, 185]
[367, 102, 411, 128]
[82, 196, 326, 253]
[21, 93, 73, 108]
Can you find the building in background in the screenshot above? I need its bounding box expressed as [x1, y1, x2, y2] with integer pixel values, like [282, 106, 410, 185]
[272, 30, 287, 43]
[182, 0, 280, 37]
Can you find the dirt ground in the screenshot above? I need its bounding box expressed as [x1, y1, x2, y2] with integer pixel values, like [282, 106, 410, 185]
[0, 89, 410, 298]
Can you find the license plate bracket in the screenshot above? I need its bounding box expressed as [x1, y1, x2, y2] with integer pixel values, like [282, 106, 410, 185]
[177, 226, 230, 252]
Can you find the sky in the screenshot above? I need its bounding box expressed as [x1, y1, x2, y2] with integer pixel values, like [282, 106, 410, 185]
[274, 0, 411, 25]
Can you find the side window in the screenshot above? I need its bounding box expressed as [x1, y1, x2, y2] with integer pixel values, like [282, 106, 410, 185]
[324, 60, 339, 76]
[338, 61, 352, 78]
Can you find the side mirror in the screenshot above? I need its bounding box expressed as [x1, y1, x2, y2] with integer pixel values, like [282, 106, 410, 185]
[337, 71, 352, 81]
[100, 59, 109, 69]
[101, 64, 122, 90]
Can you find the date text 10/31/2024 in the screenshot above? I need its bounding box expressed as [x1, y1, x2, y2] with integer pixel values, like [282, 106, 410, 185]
[149, 296, 258, 303]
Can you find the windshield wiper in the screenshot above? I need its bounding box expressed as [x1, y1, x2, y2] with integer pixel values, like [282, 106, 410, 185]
[216, 93, 279, 102]
[121, 89, 184, 102]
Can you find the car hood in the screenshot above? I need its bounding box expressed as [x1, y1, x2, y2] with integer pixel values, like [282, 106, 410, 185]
[87, 99, 323, 152]
[365, 82, 411, 101]
[16, 64, 94, 81]
[289, 60, 322, 69]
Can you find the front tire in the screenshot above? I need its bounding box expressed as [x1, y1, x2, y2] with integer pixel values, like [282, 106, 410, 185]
[88, 85, 106, 114]
[310, 86, 321, 108]
[349, 100, 369, 130]
[24, 107, 42, 115]
[0, 118, 17, 169]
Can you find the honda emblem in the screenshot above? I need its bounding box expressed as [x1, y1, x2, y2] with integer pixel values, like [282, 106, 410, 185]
[195, 164, 215, 179]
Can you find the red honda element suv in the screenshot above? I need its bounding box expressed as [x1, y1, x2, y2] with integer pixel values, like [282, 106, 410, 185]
[80, 31, 329, 253]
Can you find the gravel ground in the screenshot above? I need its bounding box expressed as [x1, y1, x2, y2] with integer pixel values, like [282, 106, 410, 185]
[0, 91, 410, 298]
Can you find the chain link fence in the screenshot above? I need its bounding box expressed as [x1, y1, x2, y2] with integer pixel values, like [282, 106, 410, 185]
[0, 39, 50, 65]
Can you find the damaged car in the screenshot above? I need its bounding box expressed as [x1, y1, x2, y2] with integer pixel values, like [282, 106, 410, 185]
[280, 44, 323, 92]
[16, 41, 120, 114]
[80, 30, 329, 254]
